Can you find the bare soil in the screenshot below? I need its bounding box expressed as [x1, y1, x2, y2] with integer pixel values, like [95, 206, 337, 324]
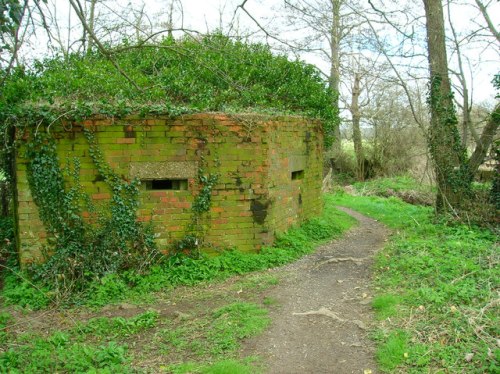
[241, 207, 390, 374]
[0, 207, 389, 373]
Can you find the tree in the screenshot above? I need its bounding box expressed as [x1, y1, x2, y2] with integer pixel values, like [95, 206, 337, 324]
[423, 0, 499, 213]
[280, 0, 367, 155]
[423, 0, 471, 212]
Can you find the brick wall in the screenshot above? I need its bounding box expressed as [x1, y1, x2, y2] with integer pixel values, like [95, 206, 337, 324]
[15, 113, 323, 264]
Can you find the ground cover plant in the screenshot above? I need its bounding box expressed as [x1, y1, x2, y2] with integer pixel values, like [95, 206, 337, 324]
[0, 33, 340, 304]
[332, 187, 498, 373]
[1, 195, 355, 309]
[0, 198, 356, 372]
[351, 175, 435, 206]
[0, 34, 337, 147]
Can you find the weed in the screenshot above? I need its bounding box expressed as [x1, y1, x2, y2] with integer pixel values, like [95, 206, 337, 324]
[166, 359, 260, 374]
[376, 330, 408, 371]
[1, 272, 51, 310]
[0, 334, 130, 372]
[208, 302, 270, 355]
[76, 310, 159, 339]
[372, 294, 400, 320]
[85, 273, 131, 307]
[332, 191, 498, 372]
[202, 359, 258, 374]
[0, 312, 11, 344]
[232, 274, 279, 292]
[2, 195, 355, 309]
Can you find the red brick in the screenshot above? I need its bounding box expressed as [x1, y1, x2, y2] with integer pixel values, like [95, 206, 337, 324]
[116, 138, 135, 144]
[92, 193, 111, 200]
[151, 191, 167, 197]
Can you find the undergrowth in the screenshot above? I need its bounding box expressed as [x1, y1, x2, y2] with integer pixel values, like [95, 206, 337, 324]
[0, 302, 269, 372]
[1, 195, 355, 308]
[351, 176, 435, 206]
[0, 197, 354, 371]
[332, 191, 498, 373]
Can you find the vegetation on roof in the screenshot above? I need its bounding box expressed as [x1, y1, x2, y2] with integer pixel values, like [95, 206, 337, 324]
[0, 33, 338, 145]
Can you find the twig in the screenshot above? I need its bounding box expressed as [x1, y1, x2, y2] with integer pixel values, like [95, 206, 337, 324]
[293, 307, 367, 330]
[315, 256, 370, 268]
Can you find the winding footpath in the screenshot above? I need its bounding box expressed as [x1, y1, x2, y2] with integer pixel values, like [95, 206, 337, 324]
[242, 207, 390, 374]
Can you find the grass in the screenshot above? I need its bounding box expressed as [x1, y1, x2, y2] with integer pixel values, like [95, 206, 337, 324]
[331, 188, 499, 373]
[0, 195, 356, 372]
[0, 301, 268, 373]
[372, 294, 401, 320]
[2, 194, 356, 309]
[353, 175, 433, 195]
[75, 310, 160, 338]
[351, 175, 435, 205]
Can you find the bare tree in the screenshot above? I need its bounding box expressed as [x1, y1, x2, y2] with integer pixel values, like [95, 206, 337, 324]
[280, 0, 369, 155]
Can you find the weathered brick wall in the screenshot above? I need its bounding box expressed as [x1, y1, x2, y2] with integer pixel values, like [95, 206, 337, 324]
[266, 118, 323, 234]
[15, 113, 323, 264]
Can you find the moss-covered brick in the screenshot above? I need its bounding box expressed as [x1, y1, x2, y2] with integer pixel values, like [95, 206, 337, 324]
[15, 113, 322, 263]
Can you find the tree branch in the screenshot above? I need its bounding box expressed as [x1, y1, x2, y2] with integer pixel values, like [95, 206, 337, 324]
[474, 0, 500, 45]
[68, 0, 143, 92]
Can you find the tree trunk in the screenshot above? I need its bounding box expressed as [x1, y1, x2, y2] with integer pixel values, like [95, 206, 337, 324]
[351, 72, 364, 180]
[423, 0, 470, 213]
[468, 103, 499, 174]
[328, 0, 342, 155]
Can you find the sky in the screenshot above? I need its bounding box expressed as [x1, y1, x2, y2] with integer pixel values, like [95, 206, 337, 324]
[26, 0, 500, 106]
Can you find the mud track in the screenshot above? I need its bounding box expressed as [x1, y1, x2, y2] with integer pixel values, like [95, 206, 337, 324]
[242, 207, 390, 374]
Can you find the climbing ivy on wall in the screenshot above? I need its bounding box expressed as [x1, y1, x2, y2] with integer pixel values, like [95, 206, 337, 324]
[25, 127, 159, 294]
[173, 150, 220, 257]
[0, 32, 338, 294]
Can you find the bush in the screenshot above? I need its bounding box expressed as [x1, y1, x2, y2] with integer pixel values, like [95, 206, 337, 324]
[1, 34, 338, 147]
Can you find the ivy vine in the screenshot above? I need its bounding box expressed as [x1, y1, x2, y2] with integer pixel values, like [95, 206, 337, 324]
[172, 155, 219, 257]
[427, 75, 471, 207]
[25, 126, 160, 295]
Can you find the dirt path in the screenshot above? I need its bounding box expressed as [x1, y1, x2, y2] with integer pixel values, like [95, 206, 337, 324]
[242, 207, 390, 374]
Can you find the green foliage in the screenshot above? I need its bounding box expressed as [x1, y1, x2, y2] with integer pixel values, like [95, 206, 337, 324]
[0, 310, 163, 372]
[76, 310, 159, 338]
[1, 34, 338, 146]
[375, 330, 409, 371]
[208, 302, 270, 355]
[85, 273, 131, 307]
[0, 312, 11, 344]
[0, 336, 129, 373]
[173, 169, 220, 257]
[372, 294, 400, 320]
[167, 359, 259, 374]
[84, 196, 353, 305]
[0, 0, 22, 54]
[353, 176, 433, 195]
[332, 191, 498, 372]
[490, 139, 500, 209]
[0, 216, 14, 262]
[159, 302, 268, 370]
[352, 176, 435, 206]
[192, 173, 219, 214]
[427, 75, 471, 211]
[201, 359, 257, 374]
[23, 129, 160, 297]
[2, 195, 355, 308]
[1, 272, 51, 309]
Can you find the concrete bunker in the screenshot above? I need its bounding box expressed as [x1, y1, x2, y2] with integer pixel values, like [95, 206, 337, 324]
[15, 113, 323, 264]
